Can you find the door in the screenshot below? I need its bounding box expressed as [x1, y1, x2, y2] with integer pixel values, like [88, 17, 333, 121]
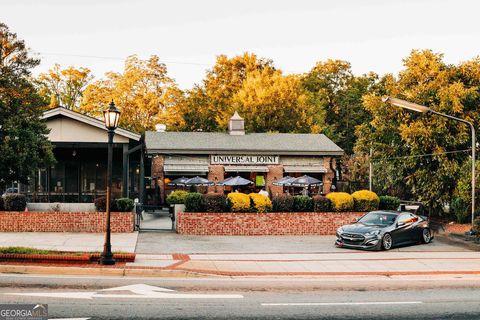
[392, 213, 416, 244]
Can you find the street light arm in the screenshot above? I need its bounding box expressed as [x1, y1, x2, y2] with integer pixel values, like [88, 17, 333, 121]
[429, 110, 475, 129]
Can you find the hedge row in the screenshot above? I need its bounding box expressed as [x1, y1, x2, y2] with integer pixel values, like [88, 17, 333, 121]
[175, 190, 400, 213]
[183, 192, 273, 213]
[94, 197, 134, 212]
[271, 191, 398, 212]
[0, 194, 27, 211]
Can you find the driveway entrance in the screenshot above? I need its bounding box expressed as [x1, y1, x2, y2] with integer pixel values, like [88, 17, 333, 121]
[136, 206, 175, 232]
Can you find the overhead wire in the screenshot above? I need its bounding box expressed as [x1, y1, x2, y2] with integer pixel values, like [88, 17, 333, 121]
[370, 148, 472, 162]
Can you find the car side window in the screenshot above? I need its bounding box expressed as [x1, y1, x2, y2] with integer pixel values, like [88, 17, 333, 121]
[397, 214, 411, 224]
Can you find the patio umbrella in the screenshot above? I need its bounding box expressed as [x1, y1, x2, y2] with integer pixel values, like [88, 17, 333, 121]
[272, 176, 296, 186]
[184, 176, 214, 186]
[218, 176, 253, 186]
[167, 176, 189, 187]
[289, 175, 323, 187]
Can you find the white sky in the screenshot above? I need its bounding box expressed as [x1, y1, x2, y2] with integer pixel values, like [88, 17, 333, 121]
[2, 0, 480, 89]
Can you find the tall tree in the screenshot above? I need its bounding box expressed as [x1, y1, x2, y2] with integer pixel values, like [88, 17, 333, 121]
[80, 55, 183, 133]
[162, 52, 275, 132]
[37, 64, 92, 110]
[0, 23, 54, 188]
[355, 50, 477, 214]
[233, 69, 322, 133]
[302, 60, 376, 154]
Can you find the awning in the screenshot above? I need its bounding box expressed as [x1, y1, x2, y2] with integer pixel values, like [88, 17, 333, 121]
[283, 166, 327, 173]
[163, 164, 209, 173]
[224, 166, 269, 172]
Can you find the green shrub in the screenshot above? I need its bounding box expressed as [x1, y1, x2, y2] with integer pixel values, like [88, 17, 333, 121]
[185, 192, 206, 212]
[166, 190, 189, 205]
[351, 190, 380, 211]
[0, 197, 4, 211]
[293, 195, 313, 212]
[204, 193, 227, 212]
[94, 196, 112, 211]
[3, 194, 27, 211]
[227, 193, 251, 212]
[473, 217, 480, 238]
[115, 198, 134, 212]
[326, 192, 354, 212]
[272, 194, 294, 212]
[379, 195, 401, 210]
[312, 195, 332, 212]
[451, 197, 470, 223]
[250, 193, 272, 213]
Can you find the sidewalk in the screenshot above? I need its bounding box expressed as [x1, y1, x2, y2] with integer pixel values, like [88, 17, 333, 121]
[124, 250, 480, 276]
[0, 232, 479, 277]
[0, 232, 138, 253]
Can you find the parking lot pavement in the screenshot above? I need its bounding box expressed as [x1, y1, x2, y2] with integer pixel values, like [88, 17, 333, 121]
[135, 232, 468, 254]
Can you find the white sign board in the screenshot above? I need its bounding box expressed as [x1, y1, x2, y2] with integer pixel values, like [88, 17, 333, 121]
[211, 155, 279, 165]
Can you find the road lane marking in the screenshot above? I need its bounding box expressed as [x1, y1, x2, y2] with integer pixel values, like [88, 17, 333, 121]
[2, 284, 243, 300]
[49, 318, 90, 320]
[262, 301, 423, 306]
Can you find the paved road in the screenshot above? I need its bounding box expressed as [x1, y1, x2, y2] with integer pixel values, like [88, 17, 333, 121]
[1, 282, 480, 319]
[135, 233, 464, 254]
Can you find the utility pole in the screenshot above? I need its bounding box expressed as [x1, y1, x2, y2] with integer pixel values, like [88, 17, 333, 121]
[369, 147, 373, 191]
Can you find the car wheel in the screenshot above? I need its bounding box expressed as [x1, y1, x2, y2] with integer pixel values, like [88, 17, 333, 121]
[421, 228, 432, 244]
[382, 233, 393, 250]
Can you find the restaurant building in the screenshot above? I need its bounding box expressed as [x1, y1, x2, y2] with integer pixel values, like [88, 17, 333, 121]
[18, 109, 343, 206]
[144, 112, 343, 204]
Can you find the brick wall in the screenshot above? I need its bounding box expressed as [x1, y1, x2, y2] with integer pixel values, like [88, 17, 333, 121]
[177, 211, 365, 236]
[151, 155, 165, 203]
[266, 165, 284, 196]
[0, 211, 135, 233]
[208, 165, 225, 193]
[323, 156, 335, 193]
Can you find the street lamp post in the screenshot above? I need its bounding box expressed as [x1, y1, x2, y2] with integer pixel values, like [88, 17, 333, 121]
[383, 96, 476, 228]
[100, 101, 121, 265]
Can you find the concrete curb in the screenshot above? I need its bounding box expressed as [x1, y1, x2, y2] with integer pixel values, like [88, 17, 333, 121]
[435, 233, 480, 252]
[2, 263, 480, 278]
[0, 264, 213, 278]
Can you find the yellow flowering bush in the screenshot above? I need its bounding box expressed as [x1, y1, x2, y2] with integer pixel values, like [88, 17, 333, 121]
[250, 193, 272, 213]
[227, 192, 251, 212]
[326, 192, 354, 212]
[351, 190, 380, 211]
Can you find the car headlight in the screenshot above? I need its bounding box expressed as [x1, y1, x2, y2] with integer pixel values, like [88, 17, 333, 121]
[365, 230, 381, 237]
[336, 227, 344, 234]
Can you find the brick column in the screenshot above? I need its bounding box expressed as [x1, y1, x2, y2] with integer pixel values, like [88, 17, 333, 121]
[208, 165, 225, 193]
[151, 155, 165, 204]
[323, 156, 335, 194]
[266, 165, 284, 197]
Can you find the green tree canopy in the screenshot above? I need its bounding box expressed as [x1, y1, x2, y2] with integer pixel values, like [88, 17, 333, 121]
[0, 23, 54, 188]
[302, 59, 377, 154]
[355, 50, 479, 213]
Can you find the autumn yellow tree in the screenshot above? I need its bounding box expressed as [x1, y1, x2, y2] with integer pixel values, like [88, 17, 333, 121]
[161, 52, 275, 131]
[37, 64, 92, 110]
[233, 69, 322, 133]
[80, 55, 183, 133]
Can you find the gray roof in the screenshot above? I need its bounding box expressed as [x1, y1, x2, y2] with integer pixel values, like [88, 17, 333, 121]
[144, 131, 343, 156]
